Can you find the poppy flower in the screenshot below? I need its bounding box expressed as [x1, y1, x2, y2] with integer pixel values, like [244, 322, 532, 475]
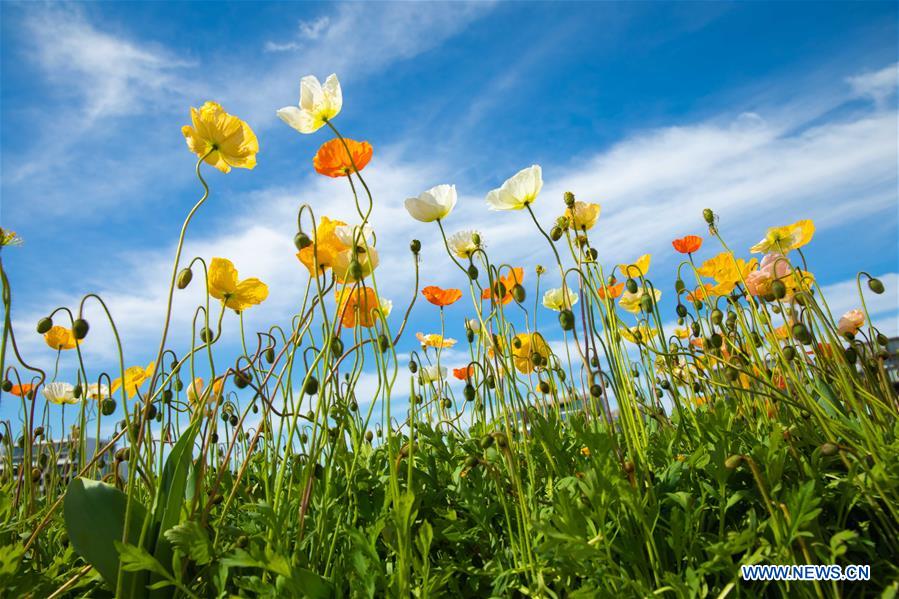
[447, 230, 483, 259]
[697, 253, 758, 290]
[619, 288, 661, 314]
[564, 202, 600, 231]
[597, 282, 624, 300]
[542, 287, 578, 311]
[43, 382, 77, 405]
[9, 383, 33, 398]
[420, 366, 446, 384]
[837, 309, 865, 336]
[208, 257, 269, 311]
[111, 362, 155, 399]
[336, 286, 390, 328]
[619, 325, 658, 345]
[182, 101, 258, 173]
[297, 216, 349, 274]
[313, 138, 373, 177]
[416, 333, 456, 349]
[510, 332, 550, 374]
[0, 228, 22, 247]
[277, 74, 342, 134]
[422, 286, 462, 307]
[405, 185, 457, 222]
[750, 219, 815, 254]
[685, 284, 714, 303]
[618, 254, 651, 278]
[44, 326, 79, 350]
[486, 165, 543, 211]
[672, 235, 703, 254]
[453, 365, 474, 380]
[481, 267, 524, 305]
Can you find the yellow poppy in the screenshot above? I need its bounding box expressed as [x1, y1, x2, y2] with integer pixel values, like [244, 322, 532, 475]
[618, 254, 651, 278]
[750, 220, 815, 254]
[181, 101, 258, 173]
[619, 325, 658, 344]
[618, 287, 661, 314]
[111, 362, 155, 399]
[697, 253, 758, 286]
[44, 326, 79, 350]
[674, 327, 690, 340]
[416, 332, 457, 349]
[208, 258, 269, 311]
[297, 216, 348, 275]
[564, 202, 600, 231]
[510, 332, 550, 374]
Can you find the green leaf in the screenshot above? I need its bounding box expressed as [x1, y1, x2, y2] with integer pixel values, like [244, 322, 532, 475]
[63, 477, 149, 593]
[150, 420, 200, 597]
[115, 541, 171, 579]
[163, 521, 212, 565]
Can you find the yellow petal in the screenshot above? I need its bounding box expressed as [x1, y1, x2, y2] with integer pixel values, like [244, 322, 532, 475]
[208, 257, 239, 301]
[231, 278, 269, 310]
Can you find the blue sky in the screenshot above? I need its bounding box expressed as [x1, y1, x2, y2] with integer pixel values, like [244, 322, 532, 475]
[1, 2, 897, 429]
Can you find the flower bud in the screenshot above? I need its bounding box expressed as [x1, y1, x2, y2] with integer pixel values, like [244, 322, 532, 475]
[265, 348, 275, 364]
[101, 398, 116, 416]
[410, 239, 421, 254]
[724, 454, 742, 470]
[674, 280, 685, 294]
[471, 232, 481, 246]
[676, 304, 688, 318]
[559, 309, 575, 331]
[702, 208, 715, 225]
[464, 384, 475, 401]
[782, 346, 796, 361]
[1, 380, 11, 392]
[625, 278, 638, 294]
[640, 294, 654, 313]
[511, 284, 526, 303]
[563, 191, 575, 207]
[876, 333, 888, 346]
[329, 336, 344, 356]
[72, 318, 89, 340]
[177, 268, 193, 290]
[294, 232, 312, 251]
[408, 360, 418, 374]
[711, 309, 723, 325]
[844, 346, 857, 364]
[549, 226, 563, 242]
[791, 323, 812, 345]
[36, 317, 53, 334]
[536, 265, 546, 275]
[365, 430, 374, 443]
[819, 442, 839, 456]
[868, 278, 884, 294]
[303, 376, 319, 396]
[200, 327, 214, 343]
[771, 280, 787, 300]
[467, 264, 479, 280]
[378, 333, 390, 353]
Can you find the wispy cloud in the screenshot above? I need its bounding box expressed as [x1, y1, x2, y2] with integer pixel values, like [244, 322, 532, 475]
[846, 62, 898, 106]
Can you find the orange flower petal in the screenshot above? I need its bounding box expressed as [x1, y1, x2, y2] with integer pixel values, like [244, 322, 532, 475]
[313, 138, 373, 178]
[672, 235, 703, 254]
[422, 285, 462, 307]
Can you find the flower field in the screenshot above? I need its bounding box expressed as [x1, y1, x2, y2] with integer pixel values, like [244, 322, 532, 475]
[1, 73, 897, 598]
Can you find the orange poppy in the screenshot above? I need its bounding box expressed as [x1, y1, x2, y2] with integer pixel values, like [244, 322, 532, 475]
[313, 138, 373, 178]
[672, 235, 703, 254]
[481, 267, 524, 305]
[685, 284, 714, 303]
[597, 282, 624, 300]
[422, 286, 462, 307]
[336, 286, 382, 328]
[9, 383, 33, 398]
[453, 365, 474, 380]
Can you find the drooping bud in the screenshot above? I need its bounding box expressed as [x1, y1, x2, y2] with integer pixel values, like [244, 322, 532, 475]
[72, 318, 89, 340]
[868, 278, 884, 294]
[294, 231, 312, 251]
[674, 279, 685, 294]
[625, 278, 638, 294]
[36, 317, 53, 334]
[511, 284, 526, 303]
[559, 309, 575, 331]
[819, 442, 839, 456]
[771, 280, 787, 300]
[549, 226, 563, 242]
[177, 267, 193, 289]
[724, 455, 743, 470]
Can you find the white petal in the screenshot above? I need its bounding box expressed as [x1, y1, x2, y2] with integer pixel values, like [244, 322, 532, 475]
[322, 73, 343, 115]
[277, 106, 320, 134]
[299, 75, 323, 112]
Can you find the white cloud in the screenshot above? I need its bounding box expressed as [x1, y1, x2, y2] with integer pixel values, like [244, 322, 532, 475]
[847, 62, 898, 106]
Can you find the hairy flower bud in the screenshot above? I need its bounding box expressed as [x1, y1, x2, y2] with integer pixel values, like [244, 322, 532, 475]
[72, 318, 89, 340]
[36, 317, 53, 334]
[563, 191, 575, 207]
[868, 278, 884, 294]
[294, 231, 312, 251]
[409, 239, 421, 254]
